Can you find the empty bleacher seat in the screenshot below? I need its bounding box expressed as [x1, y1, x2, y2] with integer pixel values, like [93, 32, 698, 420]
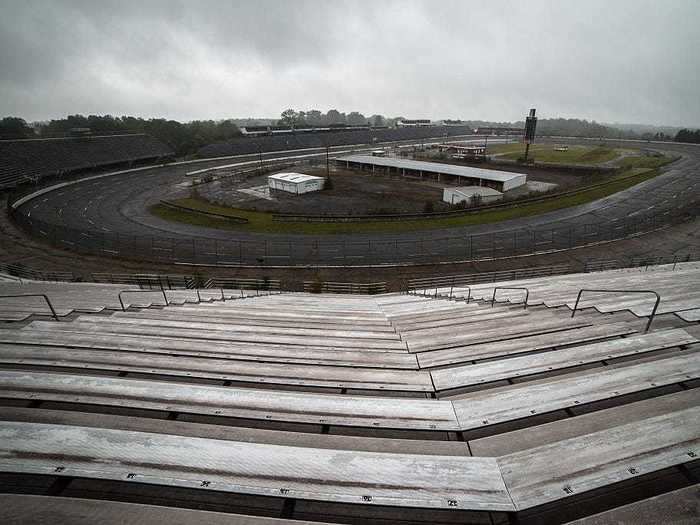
[0, 134, 173, 189]
[0, 265, 698, 523]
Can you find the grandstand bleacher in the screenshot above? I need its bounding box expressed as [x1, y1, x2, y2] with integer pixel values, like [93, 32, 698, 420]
[0, 262, 698, 523]
[0, 134, 173, 189]
[197, 124, 476, 158]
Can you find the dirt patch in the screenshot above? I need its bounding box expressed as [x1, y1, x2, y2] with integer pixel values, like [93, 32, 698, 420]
[197, 167, 450, 215]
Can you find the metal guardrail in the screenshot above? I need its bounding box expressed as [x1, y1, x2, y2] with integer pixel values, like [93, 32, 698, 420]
[118, 289, 169, 311]
[303, 281, 387, 294]
[491, 287, 530, 309]
[159, 200, 249, 224]
[584, 254, 695, 273]
[0, 294, 59, 321]
[407, 264, 571, 292]
[91, 273, 194, 290]
[571, 289, 661, 332]
[451, 285, 471, 302]
[410, 282, 472, 302]
[0, 262, 76, 282]
[206, 278, 281, 294]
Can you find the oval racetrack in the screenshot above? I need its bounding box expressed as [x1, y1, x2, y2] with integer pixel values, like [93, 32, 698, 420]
[13, 139, 700, 266]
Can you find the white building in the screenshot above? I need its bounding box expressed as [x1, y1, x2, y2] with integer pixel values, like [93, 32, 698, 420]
[443, 186, 503, 205]
[268, 173, 325, 194]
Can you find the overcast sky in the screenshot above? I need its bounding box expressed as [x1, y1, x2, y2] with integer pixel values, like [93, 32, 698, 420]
[1, 0, 698, 126]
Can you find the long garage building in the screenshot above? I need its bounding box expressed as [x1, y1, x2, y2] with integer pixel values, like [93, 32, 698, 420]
[336, 154, 526, 192]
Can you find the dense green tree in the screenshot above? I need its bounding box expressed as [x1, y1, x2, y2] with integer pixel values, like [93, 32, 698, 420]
[325, 109, 345, 124]
[0, 117, 36, 138]
[279, 108, 299, 127]
[27, 115, 241, 157]
[305, 109, 324, 125]
[675, 129, 700, 143]
[369, 114, 386, 127]
[346, 111, 367, 125]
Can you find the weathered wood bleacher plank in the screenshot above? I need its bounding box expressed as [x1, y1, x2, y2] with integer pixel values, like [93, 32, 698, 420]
[0, 371, 456, 430]
[0, 331, 418, 368]
[405, 317, 593, 352]
[498, 406, 700, 510]
[76, 314, 401, 341]
[23, 321, 408, 351]
[0, 407, 471, 456]
[469, 388, 700, 457]
[110, 309, 397, 332]
[0, 344, 432, 392]
[0, 421, 515, 510]
[451, 352, 700, 430]
[417, 322, 639, 368]
[431, 329, 696, 391]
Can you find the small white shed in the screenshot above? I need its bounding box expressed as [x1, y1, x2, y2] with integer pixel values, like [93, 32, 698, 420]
[443, 186, 503, 205]
[268, 172, 325, 194]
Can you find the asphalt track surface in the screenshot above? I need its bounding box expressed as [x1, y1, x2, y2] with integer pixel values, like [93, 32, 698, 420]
[14, 138, 700, 266]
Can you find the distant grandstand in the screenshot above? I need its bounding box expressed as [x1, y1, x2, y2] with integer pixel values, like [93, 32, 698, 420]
[0, 134, 173, 189]
[199, 124, 476, 158]
[240, 123, 387, 136]
[474, 126, 524, 136]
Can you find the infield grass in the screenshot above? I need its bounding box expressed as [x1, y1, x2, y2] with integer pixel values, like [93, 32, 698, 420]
[488, 143, 624, 164]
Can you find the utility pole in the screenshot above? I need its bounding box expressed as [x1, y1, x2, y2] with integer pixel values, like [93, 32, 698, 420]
[325, 144, 330, 178]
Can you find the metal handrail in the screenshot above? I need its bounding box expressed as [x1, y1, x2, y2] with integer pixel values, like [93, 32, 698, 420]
[118, 289, 168, 312]
[453, 286, 471, 303]
[0, 294, 59, 321]
[491, 287, 529, 309]
[571, 288, 661, 332]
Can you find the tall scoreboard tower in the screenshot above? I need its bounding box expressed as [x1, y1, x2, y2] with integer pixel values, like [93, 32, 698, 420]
[524, 108, 537, 161]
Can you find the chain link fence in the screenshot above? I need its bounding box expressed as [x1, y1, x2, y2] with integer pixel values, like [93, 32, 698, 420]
[7, 195, 698, 266]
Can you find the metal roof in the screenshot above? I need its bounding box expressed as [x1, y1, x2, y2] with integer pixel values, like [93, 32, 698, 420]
[336, 155, 524, 183]
[268, 172, 324, 183]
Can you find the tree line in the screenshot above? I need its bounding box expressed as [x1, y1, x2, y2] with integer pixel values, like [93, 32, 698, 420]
[277, 108, 399, 128]
[674, 129, 700, 144]
[0, 115, 242, 157]
[2, 112, 699, 156]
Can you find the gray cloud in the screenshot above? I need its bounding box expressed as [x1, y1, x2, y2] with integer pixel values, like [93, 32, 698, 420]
[1, 0, 698, 126]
